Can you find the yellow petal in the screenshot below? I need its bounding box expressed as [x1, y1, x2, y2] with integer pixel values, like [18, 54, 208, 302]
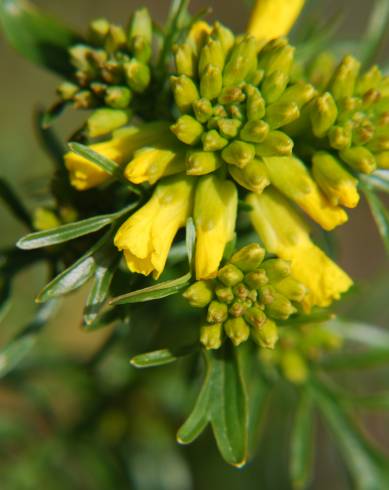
[114, 175, 194, 278]
[64, 122, 171, 190]
[247, 0, 305, 43]
[194, 176, 238, 279]
[263, 156, 348, 230]
[247, 188, 353, 309]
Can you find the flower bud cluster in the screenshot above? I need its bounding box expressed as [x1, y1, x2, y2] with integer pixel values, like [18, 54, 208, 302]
[56, 8, 153, 136]
[183, 243, 307, 350]
[170, 24, 316, 191]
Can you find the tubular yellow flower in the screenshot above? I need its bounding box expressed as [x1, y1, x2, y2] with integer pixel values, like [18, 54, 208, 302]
[64, 122, 171, 190]
[263, 156, 348, 230]
[114, 175, 194, 278]
[194, 175, 238, 280]
[247, 188, 353, 309]
[247, 0, 305, 43]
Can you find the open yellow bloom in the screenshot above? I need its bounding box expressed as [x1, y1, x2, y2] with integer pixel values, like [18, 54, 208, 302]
[247, 0, 305, 43]
[247, 188, 353, 309]
[194, 175, 238, 280]
[64, 122, 171, 190]
[114, 175, 194, 278]
[262, 156, 348, 230]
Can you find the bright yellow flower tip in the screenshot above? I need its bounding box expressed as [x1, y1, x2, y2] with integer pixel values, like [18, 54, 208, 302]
[64, 122, 171, 191]
[263, 156, 348, 231]
[114, 175, 194, 279]
[247, 0, 305, 43]
[247, 188, 353, 310]
[187, 21, 212, 54]
[194, 175, 238, 280]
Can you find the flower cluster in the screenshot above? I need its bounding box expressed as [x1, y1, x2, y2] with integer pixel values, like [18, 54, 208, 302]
[183, 243, 307, 349]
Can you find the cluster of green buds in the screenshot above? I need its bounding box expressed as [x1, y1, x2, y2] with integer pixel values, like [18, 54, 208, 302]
[291, 54, 389, 208]
[183, 243, 307, 350]
[56, 8, 153, 137]
[170, 23, 316, 192]
[260, 323, 342, 384]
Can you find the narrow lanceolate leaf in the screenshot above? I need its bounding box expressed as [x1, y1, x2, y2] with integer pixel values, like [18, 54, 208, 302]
[328, 318, 389, 348]
[362, 172, 389, 194]
[0, 178, 31, 228]
[360, 0, 389, 66]
[110, 272, 192, 305]
[185, 217, 196, 270]
[36, 231, 111, 302]
[362, 185, 389, 255]
[290, 388, 315, 490]
[0, 0, 79, 75]
[321, 349, 389, 371]
[130, 344, 197, 368]
[311, 378, 389, 489]
[177, 346, 249, 467]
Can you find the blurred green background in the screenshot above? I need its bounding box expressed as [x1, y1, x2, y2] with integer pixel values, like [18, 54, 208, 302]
[0, 1, 389, 489]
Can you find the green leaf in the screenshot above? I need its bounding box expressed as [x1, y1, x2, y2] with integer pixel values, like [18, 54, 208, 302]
[0, 0, 79, 75]
[362, 185, 389, 255]
[362, 172, 389, 194]
[177, 346, 248, 467]
[327, 319, 389, 348]
[360, 0, 389, 66]
[110, 272, 191, 305]
[290, 388, 315, 490]
[130, 344, 197, 368]
[0, 177, 31, 228]
[311, 378, 389, 489]
[41, 100, 68, 128]
[349, 393, 389, 411]
[321, 349, 389, 370]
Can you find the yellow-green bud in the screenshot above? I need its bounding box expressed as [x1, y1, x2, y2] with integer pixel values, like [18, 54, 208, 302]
[258, 285, 275, 305]
[106, 25, 127, 53]
[281, 351, 308, 383]
[275, 277, 307, 302]
[218, 86, 245, 105]
[193, 98, 213, 123]
[88, 18, 110, 46]
[356, 65, 382, 95]
[105, 86, 132, 109]
[200, 323, 223, 350]
[73, 90, 97, 109]
[244, 269, 268, 289]
[202, 130, 228, 151]
[230, 243, 265, 272]
[100, 60, 122, 85]
[222, 141, 255, 167]
[245, 307, 266, 329]
[265, 292, 296, 320]
[216, 118, 242, 138]
[212, 21, 235, 54]
[128, 7, 152, 61]
[233, 283, 250, 300]
[261, 70, 289, 104]
[255, 131, 294, 157]
[265, 101, 300, 129]
[69, 45, 93, 72]
[33, 207, 60, 231]
[90, 82, 107, 97]
[215, 285, 234, 304]
[328, 125, 352, 150]
[223, 35, 258, 87]
[199, 39, 225, 75]
[224, 318, 250, 346]
[277, 81, 316, 108]
[240, 120, 269, 143]
[310, 92, 338, 138]
[200, 64, 223, 100]
[123, 60, 150, 93]
[376, 152, 389, 168]
[213, 105, 228, 118]
[186, 151, 221, 175]
[171, 115, 203, 145]
[251, 318, 279, 349]
[229, 300, 249, 318]
[339, 146, 377, 174]
[367, 134, 389, 153]
[330, 55, 361, 101]
[183, 281, 214, 308]
[217, 264, 244, 286]
[207, 300, 228, 323]
[261, 259, 291, 281]
[171, 75, 199, 113]
[245, 85, 266, 121]
[174, 43, 196, 77]
[307, 51, 337, 91]
[87, 108, 129, 138]
[257, 42, 294, 77]
[57, 81, 79, 101]
[228, 158, 270, 193]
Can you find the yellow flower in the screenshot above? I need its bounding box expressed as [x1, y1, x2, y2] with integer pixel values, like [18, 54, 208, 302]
[262, 156, 348, 230]
[194, 175, 238, 280]
[247, 188, 353, 309]
[247, 0, 305, 44]
[64, 122, 171, 190]
[114, 175, 194, 278]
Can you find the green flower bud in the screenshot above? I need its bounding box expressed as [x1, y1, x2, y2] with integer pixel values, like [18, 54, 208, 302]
[265, 292, 296, 320]
[213, 105, 228, 118]
[202, 130, 228, 151]
[339, 146, 376, 174]
[356, 65, 382, 95]
[74, 90, 98, 109]
[277, 81, 316, 108]
[57, 81, 78, 101]
[128, 7, 152, 61]
[186, 151, 221, 175]
[229, 158, 270, 193]
[183, 280, 214, 308]
[255, 131, 294, 157]
[307, 51, 337, 91]
[260, 259, 291, 282]
[193, 98, 213, 123]
[224, 318, 250, 346]
[87, 108, 129, 138]
[106, 25, 127, 53]
[90, 82, 107, 96]
[171, 115, 204, 145]
[223, 35, 258, 87]
[330, 55, 361, 100]
[233, 283, 250, 300]
[376, 151, 389, 168]
[265, 101, 300, 129]
[222, 140, 255, 167]
[207, 300, 228, 323]
[367, 133, 389, 153]
[275, 277, 307, 302]
[257, 41, 294, 77]
[123, 60, 150, 93]
[261, 70, 289, 104]
[199, 39, 225, 75]
[244, 307, 267, 329]
[174, 43, 196, 77]
[230, 243, 265, 272]
[212, 21, 235, 54]
[217, 264, 244, 287]
[251, 318, 279, 349]
[104, 86, 132, 109]
[200, 64, 223, 100]
[200, 323, 223, 350]
[33, 207, 60, 231]
[310, 92, 338, 138]
[328, 125, 352, 151]
[244, 269, 268, 289]
[218, 86, 245, 105]
[245, 85, 266, 120]
[171, 75, 199, 113]
[88, 18, 110, 46]
[69, 45, 93, 72]
[240, 120, 269, 143]
[258, 285, 275, 305]
[215, 285, 234, 304]
[229, 300, 249, 318]
[216, 118, 242, 138]
[281, 351, 308, 383]
[229, 104, 244, 120]
[100, 60, 123, 85]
